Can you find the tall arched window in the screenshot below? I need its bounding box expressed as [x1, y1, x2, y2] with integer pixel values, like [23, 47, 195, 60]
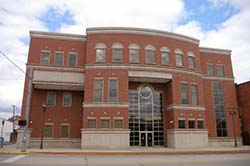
[128, 43, 140, 63]
[160, 46, 170, 65]
[112, 42, 123, 62]
[175, 49, 183, 67]
[145, 44, 156, 64]
[95, 43, 106, 62]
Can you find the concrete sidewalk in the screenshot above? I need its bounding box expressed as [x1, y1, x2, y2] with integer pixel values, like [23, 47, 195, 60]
[1, 143, 250, 155]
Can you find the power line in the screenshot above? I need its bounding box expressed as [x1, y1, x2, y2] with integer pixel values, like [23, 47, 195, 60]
[0, 50, 25, 75]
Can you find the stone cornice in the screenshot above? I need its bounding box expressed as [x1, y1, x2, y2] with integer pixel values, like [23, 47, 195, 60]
[86, 27, 200, 45]
[199, 47, 231, 55]
[30, 31, 86, 42]
[166, 104, 206, 111]
[203, 76, 234, 81]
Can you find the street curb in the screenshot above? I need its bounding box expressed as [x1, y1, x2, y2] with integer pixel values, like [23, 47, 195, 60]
[1, 150, 249, 155]
[0, 151, 29, 155]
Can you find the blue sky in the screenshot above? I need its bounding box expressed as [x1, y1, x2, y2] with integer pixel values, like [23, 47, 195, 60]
[0, 0, 250, 118]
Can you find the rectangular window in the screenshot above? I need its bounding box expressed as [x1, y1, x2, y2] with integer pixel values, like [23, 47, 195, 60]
[188, 56, 195, 69]
[54, 52, 63, 65]
[129, 49, 139, 63]
[176, 54, 183, 66]
[68, 53, 77, 67]
[161, 52, 170, 65]
[44, 124, 53, 137]
[96, 49, 105, 62]
[178, 120, 185, 128]
[61, 124, 69, 138]
[94, 79, 103, 102]
[40, 51, 50, 65]
[100, 119, 110, 128]
[46, 92, 56, 106]
[63, 93, 72, 107]
[112, 48, 122, 62]
[198, 120, 204, 129]
[207, 64, 214, 76]
[88, 119, 96, 128]
[217, 65, 224, 77]
[213, 82, 227, 137]
[188, 120, 195, 129]
[191, 84, 198, 105]
[146, 50, 155, 64]
[114, 119, 123, 128]
[181, 83, 189, 104]
[109, 79, 118, 102]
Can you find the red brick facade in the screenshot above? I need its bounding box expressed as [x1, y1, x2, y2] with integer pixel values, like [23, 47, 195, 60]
[236, 81, 250, 144]
[20, 27, 241, 148]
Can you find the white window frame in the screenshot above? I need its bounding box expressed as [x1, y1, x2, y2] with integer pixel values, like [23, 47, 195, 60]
[54, 51, 64, 66]
[62, 92, 72, 107]
[68, 52, 78, 67]
[46, 92, 56, 106]
[112, 43, 123, 62]
[94, 78, 104, 102]
[40, 50, 50, 65]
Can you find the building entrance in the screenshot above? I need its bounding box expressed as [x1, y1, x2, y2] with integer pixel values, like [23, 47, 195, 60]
[140, 132, 153, 147]
[129, 85, 164, 147]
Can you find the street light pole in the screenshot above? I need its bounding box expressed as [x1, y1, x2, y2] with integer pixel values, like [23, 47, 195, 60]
[40, 103, 47, 149]
[228, 107, 238, 147]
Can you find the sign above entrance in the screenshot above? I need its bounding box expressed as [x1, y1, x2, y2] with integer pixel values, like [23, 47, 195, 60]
[128, 71, 172, 83]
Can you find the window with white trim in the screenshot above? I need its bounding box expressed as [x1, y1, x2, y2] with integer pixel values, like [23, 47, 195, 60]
[181, 83, 189, 104]
[114, 119, 123, 128]
[46, 92, 56, 106]
[61, 124, 69, 138]
[161, 47, 170, 65]
[108, 79, 118, 102]
[207, 64, 214, 76]
[175, 49, 183, 67]
[129, 43, 140, 63]
[44, 124, 53, 137]
[191, 84, 198, 105]
[95, 43, 106, 62]
[112, 43, 123, 62]
[68, 53, 77, 67]
[63, 93, 72, 107]
[145, 45, 156, 64]
[54, 52, 64, 65]
[94, 79, 103, 102]
[100, 119, 110, 128]
[217, 65, 224, 77]
[88, 119, 96, 128]
[40, 51, 50, 65]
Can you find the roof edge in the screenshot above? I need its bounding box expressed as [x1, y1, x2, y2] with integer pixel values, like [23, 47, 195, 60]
[30, 31, 86, 42]
[86, 27, 200, 45]
[199, 47, 231, 55]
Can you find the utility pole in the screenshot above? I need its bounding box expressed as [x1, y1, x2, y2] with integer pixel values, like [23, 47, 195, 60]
[12, 105, 16, 132]
[21, 66, 32, 152]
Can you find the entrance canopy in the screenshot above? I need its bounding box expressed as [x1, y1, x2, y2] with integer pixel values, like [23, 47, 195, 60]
[128, 71, 172, 83]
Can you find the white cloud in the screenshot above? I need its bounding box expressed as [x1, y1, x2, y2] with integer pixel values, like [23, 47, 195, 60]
[59, 0, 185, 33]
[173, 2, 250, 83]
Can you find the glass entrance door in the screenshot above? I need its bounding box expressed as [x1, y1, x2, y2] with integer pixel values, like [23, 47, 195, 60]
[140, 132, 153, 147]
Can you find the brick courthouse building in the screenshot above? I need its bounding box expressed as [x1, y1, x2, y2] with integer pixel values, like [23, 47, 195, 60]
[18, 27, 241, 149]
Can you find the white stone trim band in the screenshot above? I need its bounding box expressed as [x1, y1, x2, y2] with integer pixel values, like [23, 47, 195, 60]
[167, 104, 206, 111]
[87, 27, 199, 45]
[199, 47, 231, 55]
[30, 31, 86, 41]
[83, 102, 129, 108]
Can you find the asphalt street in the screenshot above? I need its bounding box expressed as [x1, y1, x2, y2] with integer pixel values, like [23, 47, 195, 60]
[0, 153, 250, 166]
